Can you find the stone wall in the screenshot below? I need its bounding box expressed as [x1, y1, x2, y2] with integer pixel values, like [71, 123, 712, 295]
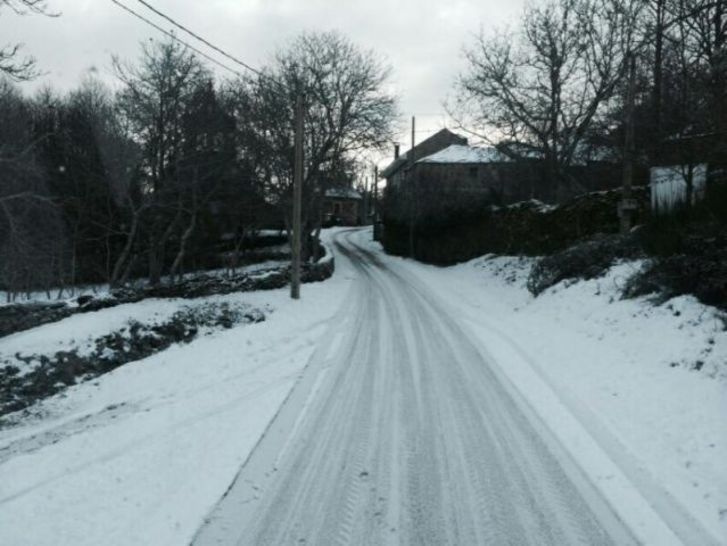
[383, 187, 650, 265]
[0, 248, 335, 339]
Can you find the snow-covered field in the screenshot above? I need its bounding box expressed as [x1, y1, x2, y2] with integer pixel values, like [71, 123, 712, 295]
[1, 227, 725, 545]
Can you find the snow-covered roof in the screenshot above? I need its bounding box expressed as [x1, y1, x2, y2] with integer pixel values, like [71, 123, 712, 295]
[325, 187, 362, 200]
[380, 129, 468, 178]
[417, 144, 511, 164]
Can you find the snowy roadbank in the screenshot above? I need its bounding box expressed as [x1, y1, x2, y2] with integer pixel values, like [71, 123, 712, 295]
[1, 227, 724, 545]
[356, 231, 727, 543]
[0, 231, 353, 546]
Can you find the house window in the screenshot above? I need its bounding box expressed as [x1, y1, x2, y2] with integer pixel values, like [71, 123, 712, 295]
[468, 166, 478, 178]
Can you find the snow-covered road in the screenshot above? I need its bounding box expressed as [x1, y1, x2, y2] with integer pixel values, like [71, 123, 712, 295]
[3, 228, 721, 545]
[194, 229, 658, 545]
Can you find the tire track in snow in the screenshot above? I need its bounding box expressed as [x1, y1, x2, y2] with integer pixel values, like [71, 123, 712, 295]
[193, 230, 641, 545]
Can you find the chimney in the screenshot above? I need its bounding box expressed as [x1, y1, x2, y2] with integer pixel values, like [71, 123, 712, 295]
[394, 143, 400, 159]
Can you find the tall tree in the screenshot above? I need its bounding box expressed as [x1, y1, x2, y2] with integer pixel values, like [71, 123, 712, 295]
[682, 0, 727, 133]
[234, 31, 397, 257]
[114, 39, 209, 285]
[454, 0, 641, 198]
[0, 80, 66, 299]
[168, 79, 238, 278]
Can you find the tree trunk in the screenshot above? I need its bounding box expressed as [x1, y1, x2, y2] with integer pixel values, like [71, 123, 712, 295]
[110, 207, 141, 287]
[120, 253, 138, 285]
[169, 211, 197, 281]
[148, 207, 181, 286]
[652, 0, 665, 155]
[148, 237, 163, 287]
[685, 164, 694, 209]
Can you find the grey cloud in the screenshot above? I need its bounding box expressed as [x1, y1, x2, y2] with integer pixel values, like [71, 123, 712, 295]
[2, 0, 523, 154]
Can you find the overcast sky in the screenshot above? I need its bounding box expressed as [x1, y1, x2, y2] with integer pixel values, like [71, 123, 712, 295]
[3, 0, 523, 167]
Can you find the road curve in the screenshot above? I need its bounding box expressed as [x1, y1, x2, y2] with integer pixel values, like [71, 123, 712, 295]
[193, 229, 637, 546]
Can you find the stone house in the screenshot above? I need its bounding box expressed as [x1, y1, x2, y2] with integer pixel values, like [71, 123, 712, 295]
[413, 144, 547, 206]
[382, 139, 551, 224]
[380, 128, 467, 191]
[382, 133, 624, 223]
[322, 187, 363, 226]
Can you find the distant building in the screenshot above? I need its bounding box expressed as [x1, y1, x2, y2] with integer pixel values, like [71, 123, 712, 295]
[323, 187, 363, 226]
[381, 131, 623, 220]
[381, 128, 467, 191]
[413, 144, 545, 205]
[382, 136, 551, 224]
[379, 130, 628, 260]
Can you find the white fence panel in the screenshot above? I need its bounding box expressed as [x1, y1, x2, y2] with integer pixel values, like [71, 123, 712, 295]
[650, 164, 707, 213]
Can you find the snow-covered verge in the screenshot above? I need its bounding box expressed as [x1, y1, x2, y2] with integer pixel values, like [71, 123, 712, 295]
[0, 230, 352, 546]
[356, 230, 727, 543]
[0, 300, 266, 417]
[0, 249, 335, 339]
[0, 260, 288, 307]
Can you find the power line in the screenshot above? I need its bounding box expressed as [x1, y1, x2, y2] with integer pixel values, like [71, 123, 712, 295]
[112, 0, 289, 95]
[133, 0, 288, 94]
[110, 0, 245, 78]
[134, 0, 267, 81]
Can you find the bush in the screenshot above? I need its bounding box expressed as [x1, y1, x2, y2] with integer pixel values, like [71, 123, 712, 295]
[383, 187, 649, 265]
[0, 303, 266, 417]
[527, 234, 643, 295]
[625, 232, 727, 309]
[626, 174, 727, 309]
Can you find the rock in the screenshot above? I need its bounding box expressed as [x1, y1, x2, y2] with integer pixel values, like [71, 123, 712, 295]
[76, 295, 94, 306]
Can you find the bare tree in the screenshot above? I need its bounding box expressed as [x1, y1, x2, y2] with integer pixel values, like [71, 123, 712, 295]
[0, 79, 67, 299]
[0, 0, 57, 81]
[234, 31, 398, 258]
[454, 0, 641, 199]
[680, 0, 727, 132]
[164, 79, 238, 280]
[114, 39, 209, 285]
[61, 77, 140, 285]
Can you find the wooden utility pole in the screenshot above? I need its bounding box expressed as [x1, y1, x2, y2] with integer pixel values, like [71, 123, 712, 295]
[363, 176, 370, 223]
[372, 164, 379, 241]
[291, 94, 304, 299]
[373, 164, 378, 217]
[620, 55, 638, 234]
[408, 116, 416, 257]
